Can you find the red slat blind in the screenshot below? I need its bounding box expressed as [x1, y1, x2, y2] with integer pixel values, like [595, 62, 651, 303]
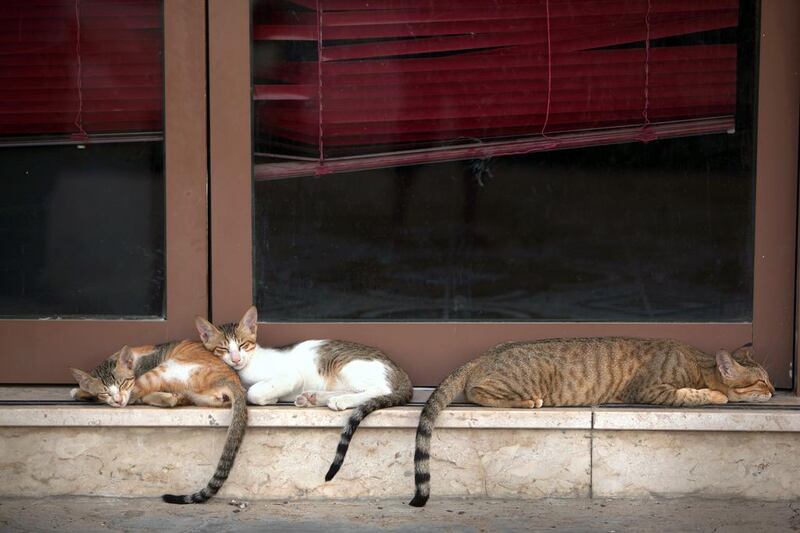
[0, 0, 163, 143]
[253, 0, 739, 179]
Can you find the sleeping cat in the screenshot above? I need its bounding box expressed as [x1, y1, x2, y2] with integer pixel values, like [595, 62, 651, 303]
[70, 340, 247, 504]
[409, 337, 774, 507]
[195, 306, 413, 481]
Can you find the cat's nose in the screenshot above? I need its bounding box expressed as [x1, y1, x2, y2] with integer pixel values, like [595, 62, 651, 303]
[230, 351, 241, 364]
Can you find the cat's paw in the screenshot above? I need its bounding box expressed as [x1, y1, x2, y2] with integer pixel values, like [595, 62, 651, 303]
[141, 392, 179, 408]
[294, 392, 317, 407]
[247, 382, 280, 405]
[327, 397, 351, 411]
[250, 396, 278, 406]
[70, 388, 94, 401]
[705, 389, 729, 404]
[520, 398, 544, 408]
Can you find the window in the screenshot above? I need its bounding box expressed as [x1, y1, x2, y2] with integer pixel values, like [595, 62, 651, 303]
[0, 0, 165, 318]
[251, 0, 755, 322]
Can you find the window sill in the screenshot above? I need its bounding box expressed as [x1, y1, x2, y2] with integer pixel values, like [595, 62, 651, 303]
[1, 386, 798, 432]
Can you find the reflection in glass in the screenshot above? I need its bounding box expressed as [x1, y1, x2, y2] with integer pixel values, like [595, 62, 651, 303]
[0, 143, 165, 318]
[252, 0, 756, 322]
[255, 134, 752, 321]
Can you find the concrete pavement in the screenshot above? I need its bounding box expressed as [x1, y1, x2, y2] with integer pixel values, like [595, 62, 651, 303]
[1, 496, 799, 532]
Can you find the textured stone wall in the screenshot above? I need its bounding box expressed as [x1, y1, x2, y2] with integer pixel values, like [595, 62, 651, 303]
[592, 431, 800, 500]
[1, 427, 591, 499]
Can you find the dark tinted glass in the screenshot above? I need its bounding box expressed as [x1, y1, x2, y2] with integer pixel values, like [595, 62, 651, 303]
[254, 131, 752, 321]
[252, 1, 756, 322]
[0, 142, 165, 318]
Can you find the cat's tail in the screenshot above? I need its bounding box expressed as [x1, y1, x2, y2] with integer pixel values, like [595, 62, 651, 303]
[162, 381, 248, 504]
[409, 359, 479, 508]
[325, 386, 412, 482]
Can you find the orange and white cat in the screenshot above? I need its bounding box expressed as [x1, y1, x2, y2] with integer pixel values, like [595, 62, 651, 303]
[70, 340, 247, 504]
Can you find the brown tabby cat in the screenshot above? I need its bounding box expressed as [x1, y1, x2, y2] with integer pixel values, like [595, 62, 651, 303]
[70, 340, 247, 504]
[409, 337, 774, 507]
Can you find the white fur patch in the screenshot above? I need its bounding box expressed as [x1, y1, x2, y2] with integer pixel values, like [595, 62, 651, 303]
[338, 360, 392, 394]
[237, 340, 325, 389]
[160, 360, 199, 384]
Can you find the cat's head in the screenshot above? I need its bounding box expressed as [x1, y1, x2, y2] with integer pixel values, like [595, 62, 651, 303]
[70, 345, 138, 407]
[195, 306, 258, 370]
[715, 344, 775, 402]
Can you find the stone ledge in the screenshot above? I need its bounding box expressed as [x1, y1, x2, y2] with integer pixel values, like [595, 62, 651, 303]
[2, 403, 800, 432]
[0, 405, 592, 429]
[594, 408, 800, 432]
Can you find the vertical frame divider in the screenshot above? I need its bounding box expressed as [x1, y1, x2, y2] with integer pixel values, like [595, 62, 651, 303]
[209, 0, 253, 323]
[164, 0, 209, 335]
[753, 0, 800, 392]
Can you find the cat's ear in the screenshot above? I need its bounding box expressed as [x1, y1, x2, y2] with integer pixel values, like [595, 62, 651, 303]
[732, 342, 755, 363]
[117, 345, 136, 371]
[195, 315, 221, 345]
[70, 368, 101, 394]
[239, 306, 258, 337]
[716, 350, 743, 381]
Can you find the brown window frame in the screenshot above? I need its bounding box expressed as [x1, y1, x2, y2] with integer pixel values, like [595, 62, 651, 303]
[0, 0, 208, 383]
[209, 0, 800, 391]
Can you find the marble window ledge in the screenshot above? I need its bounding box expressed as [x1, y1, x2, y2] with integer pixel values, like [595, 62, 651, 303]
[1, 386, 798, 432]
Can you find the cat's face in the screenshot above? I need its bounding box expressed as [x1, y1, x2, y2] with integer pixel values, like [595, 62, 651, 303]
[716, 345, 775, 402]
[70, 346, 137, 407]
[195, 306, 258, 371]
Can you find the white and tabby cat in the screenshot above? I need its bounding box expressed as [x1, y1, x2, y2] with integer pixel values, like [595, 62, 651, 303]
[195, 306, 413, 481]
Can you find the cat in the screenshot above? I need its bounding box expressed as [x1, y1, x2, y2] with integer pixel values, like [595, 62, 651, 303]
[195, 306, 413, 481]
[409, 337, 774, 507]
[70, 340, 248, 504]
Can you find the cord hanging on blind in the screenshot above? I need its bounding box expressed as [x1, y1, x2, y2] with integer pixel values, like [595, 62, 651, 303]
[0, 0, 164, 145]
[253, 0, 740, 179]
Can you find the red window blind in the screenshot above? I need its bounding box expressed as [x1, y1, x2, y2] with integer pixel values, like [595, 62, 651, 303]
[0, 0, 163, 145]
[253, 0, 740, 179]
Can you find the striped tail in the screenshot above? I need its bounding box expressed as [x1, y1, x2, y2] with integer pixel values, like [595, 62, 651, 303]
[409, 360, 478, 508]
[162, 382, 248, 504]
[325, 389, 411, 481]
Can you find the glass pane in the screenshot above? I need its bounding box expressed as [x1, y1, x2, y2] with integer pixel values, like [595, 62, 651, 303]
[0, 143, 165, 318]
[255, 133, 752, 321]
[252, 0, 756, 322]
[0, 1, 165, 318]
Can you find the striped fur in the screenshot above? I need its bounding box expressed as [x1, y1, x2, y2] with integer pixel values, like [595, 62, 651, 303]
[198, 307, 414, 482]
[72, 340, 249, 505]
[162, 382, 248, 504]
[409, 359, 479, 507]
[325, 389, 411, 481]
[410, 338, 773, 507]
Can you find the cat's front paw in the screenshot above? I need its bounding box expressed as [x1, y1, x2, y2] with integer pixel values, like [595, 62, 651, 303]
[248, 394, 278, 406]
[327, 397, 351, 411]
[705, 389, 729, 404]
[247, 382, 279, 405]
[70, 388, 94, 401]
[294, 392, 317, 407]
